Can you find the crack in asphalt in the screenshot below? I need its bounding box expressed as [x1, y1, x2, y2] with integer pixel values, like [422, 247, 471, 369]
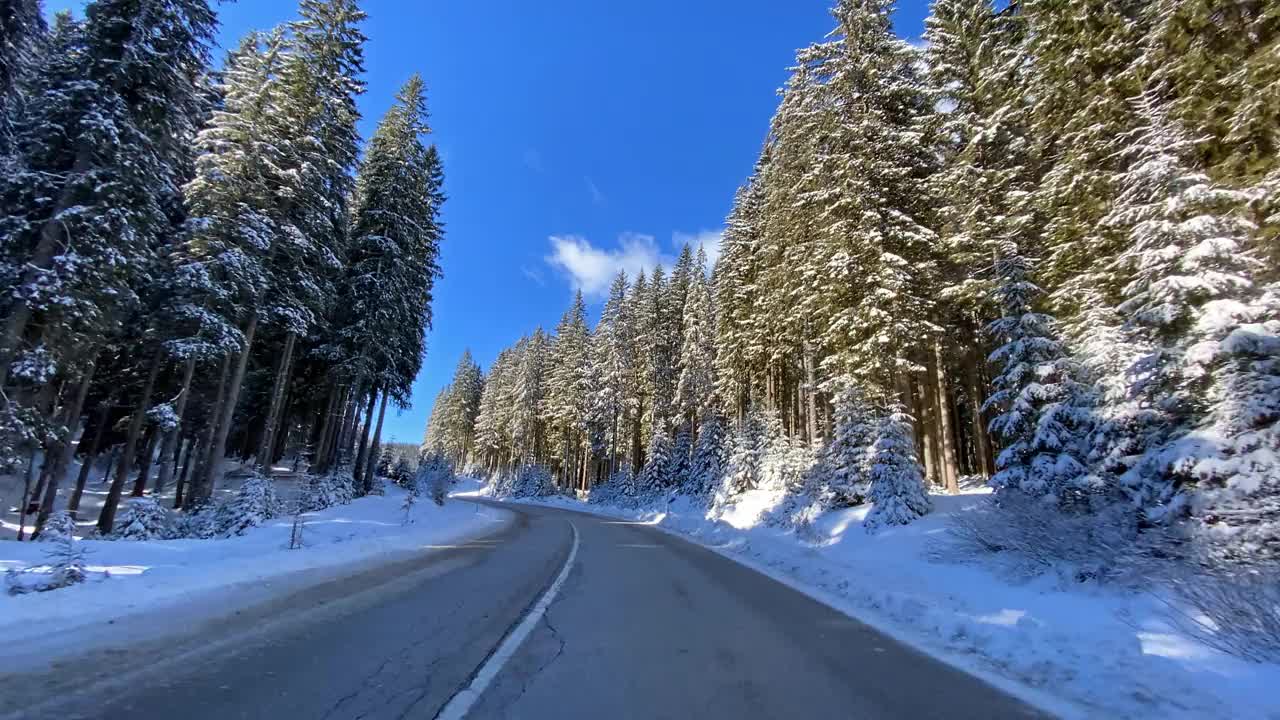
[509, 609, 567, 708]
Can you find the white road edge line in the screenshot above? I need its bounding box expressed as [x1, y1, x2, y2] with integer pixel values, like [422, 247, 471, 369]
[434, 521, 580, 720]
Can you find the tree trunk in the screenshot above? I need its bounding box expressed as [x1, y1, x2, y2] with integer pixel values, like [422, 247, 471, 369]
[186, 353, 231, 509]
[363, 391, 390, 494]
[916, 369, 938, 486]
[353, 386, 377, 489]
[129, 424, 160, 497]
[934, 343, 960, 494]
[804, 341, 820, 447]
[197, 313, 258, 505]
[38, 359, 97, 532]
[313, 385, 340, 474]
[98, 348, 163, 534]
[174, 436, 198, 510]
[154, 356, 195, 495]
[16, 449, 38, 540]
[966, 347, 993, 478]
[68, 400, 110, 517]
[256, 331, 296, 473]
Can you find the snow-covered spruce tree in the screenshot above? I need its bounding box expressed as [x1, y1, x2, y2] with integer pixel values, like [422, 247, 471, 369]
[983, 242, 1093, 505]
[434, 350, 484, 468]
[257, 0, 369, 477]
[332, 73, 444, 491]
[213, 474, 281, 537]
[543, 292, 592, 489]
[637, 429, 675, 495]
[688, 412, 728, 501]
[864, 404, 932, 530]
[825, 382, 877, 507]
[1100, 97, 1280, 545]
[175, 29, 293, 509]
[0, 0, 46, 155]
[111, 497, 174, 541]
[804, 0, 941, 397]
[0, 0, 217, 391]
[390, 456, 414, 487]
[594, 272, 638, 476]
[676, 246, 717, 429]
[719, 410, 767, 500]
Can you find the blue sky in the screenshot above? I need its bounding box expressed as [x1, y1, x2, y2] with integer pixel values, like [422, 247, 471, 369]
[52, 0, 930, 444]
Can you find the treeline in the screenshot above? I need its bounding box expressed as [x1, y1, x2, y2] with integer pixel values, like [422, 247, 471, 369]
[427, 0, 1278, 558]
[0, 0, 444, 538]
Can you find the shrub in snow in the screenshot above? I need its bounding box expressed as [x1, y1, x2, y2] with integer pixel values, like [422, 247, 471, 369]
[1157, 560, 1280, 663]
[366, 473, 386, 496]
[864, 405, 931, 531]
[146, 402, 180, 433]
[7, 515, 88, 595]
[111, 497, 174, 540]
[720, 411, 769, 498]
[301, 473, 345, 512]
[212, 473, 281, 537]
[36, 510, 77, 543]
[401, 486, 418, 525]
[938, 491, 1141, 583]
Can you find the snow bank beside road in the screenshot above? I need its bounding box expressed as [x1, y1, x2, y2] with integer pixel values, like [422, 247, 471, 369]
[0, 485, 511, 664]
[469, 483, 1280, 720]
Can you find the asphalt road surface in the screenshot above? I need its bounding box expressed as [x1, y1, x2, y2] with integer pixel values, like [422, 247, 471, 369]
[6, 500, 1050, 720]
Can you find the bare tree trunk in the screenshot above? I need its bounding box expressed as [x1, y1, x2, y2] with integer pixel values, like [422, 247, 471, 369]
[129, 425, 160, 497]
[154, 356, 195, 495]
[256, 331, 296, 473]
[313, 385, 340, 474]
[363, 390, 390, 493]
[186, 353, 231, 509]
[98, 348, 163, 534]
[196, 313, 259, 505]
[921, 361, 942, 484]
[174, 436, 198, 509]
[934, 343, 960, 494]
[965, 347, 993, 478]
[16, 448, 37, 540]
[353, 386, 377, 489]
[68, 400, 110, 517]
[36, 357, 97, 533]
[804, 341, 820, 447]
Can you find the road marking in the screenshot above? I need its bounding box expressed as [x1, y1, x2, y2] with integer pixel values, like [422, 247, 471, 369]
[434, 521, 580, 720]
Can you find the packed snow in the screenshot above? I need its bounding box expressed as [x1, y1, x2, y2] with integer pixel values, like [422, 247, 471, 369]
[0, 483, 512, 667]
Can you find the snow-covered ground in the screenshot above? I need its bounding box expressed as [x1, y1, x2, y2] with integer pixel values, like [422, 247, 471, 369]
[0, 484, 512, 667]
[461, 481, 1280, 720]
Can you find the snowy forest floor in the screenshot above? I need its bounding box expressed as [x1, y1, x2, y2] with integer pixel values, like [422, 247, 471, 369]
[463, 480, 1280, 720]
[0, 483, 512, 669]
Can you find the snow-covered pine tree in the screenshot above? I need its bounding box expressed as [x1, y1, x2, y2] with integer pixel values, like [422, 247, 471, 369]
[112, 497, 174, 541]
[175, 29, 292, 508]
[676, 246, 717, 428]
[594, 272, 637, 476]
[1101, 96, 1279, 536]
[804, 0, 941, 402]
[825, 382, 876, 507]
[543, 292, 592, 488]
[864, 404, 933, 530]
[983, 242, 1093, 504]
[258, 0, 369, 476]
[0, 0, 46, 155]
[0, 0, 217, 390]
[688, 412, 728, 500]
[214, 473, 281, 537]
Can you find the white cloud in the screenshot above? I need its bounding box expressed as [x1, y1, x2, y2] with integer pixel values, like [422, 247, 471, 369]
[545, 233, 672, 297]
[673, 229, 725, 268]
